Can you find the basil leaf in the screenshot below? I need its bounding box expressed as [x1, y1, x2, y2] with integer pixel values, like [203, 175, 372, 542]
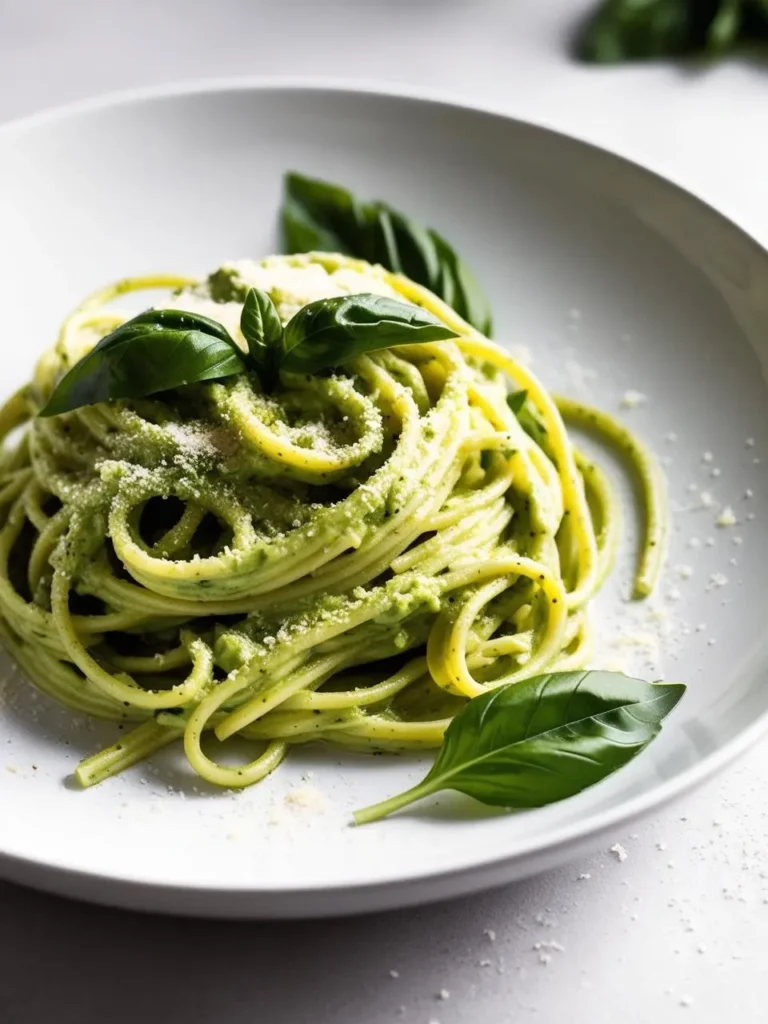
[708, 0, 745, 50]
[577, 0, 768, 63]
[240, 287, 283, 391]
[40, 309, 246, 417]
[283, 172, 494, 334]
[578, 0, 695, 62]
[507, 389, 528, 415]
[283, 175, 355, 254]
[280, 293, 457, 375]
[354, 671, 684, 824]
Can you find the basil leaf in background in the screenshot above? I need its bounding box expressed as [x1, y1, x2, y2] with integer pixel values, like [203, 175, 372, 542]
[283, 174, 355, 254]
[507, 390, 528, 415]
[283, 172, 494, 335]
[239, 287, 283, 392]
[280, 293, 457, 375]
[354, 671, 685, 825]
[577, 0, 768, 63]
[40, 309, 247, 417]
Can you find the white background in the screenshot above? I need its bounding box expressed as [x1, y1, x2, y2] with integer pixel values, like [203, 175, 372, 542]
[1, 1, 767, 1021]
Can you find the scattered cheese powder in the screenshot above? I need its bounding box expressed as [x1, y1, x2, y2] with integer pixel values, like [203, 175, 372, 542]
[620, 390, 648, 409]
[283, 784, 326, 811]
[716, 507, 737, 528]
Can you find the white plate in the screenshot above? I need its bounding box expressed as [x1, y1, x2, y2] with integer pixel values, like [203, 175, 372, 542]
[0, 81, 766, 918]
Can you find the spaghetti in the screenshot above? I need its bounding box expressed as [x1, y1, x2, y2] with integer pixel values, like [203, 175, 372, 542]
[0, 252, 666, 788]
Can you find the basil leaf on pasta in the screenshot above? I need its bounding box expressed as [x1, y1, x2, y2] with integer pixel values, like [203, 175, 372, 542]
[507, 390, 528, 415]
[239, 287, 283, 391]
[280, 293, 457, 375]
[354, 671, 685, 824]
[283, 172, 494, 334]
[40, 309, 247, 416]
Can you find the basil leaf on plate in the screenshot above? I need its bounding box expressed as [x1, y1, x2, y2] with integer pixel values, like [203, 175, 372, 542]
[354, 670, 685, 824]
[283, 172, 494, 335]
[40, 309, 247, 417]
[239, 287, 283, 391]
[280, 293, 457, 375]
[507, 389, 528, 415]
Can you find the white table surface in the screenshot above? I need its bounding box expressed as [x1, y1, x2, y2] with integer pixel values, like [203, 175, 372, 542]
[2, 1, 767, 1021]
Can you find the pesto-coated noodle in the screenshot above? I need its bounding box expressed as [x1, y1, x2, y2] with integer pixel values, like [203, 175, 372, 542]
[0, 252, 665, 788]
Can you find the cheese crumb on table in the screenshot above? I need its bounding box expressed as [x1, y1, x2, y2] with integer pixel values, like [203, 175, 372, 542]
[620, 390, 648, 409]
[534, 940, 565, 953]
[610, 842, 628, 862]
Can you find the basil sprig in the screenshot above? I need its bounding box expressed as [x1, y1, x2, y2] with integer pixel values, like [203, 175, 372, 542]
[40, 290, 457, 416]
[578, 0, 768, 64]
[283, 172, 494, 335]
[281, 294, 456, 375]
[40, 309, 247, 417]
[354, 670, 684, 825]
[239, 287, 283, 391]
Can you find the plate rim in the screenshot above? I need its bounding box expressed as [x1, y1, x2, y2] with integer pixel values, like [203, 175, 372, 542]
[1, 75, 767, 913]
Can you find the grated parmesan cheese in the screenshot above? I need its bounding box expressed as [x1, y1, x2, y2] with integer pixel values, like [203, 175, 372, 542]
[716, 507, 737, 528]
[283, 784, 326, 811]
[620, 390, 648, 409]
